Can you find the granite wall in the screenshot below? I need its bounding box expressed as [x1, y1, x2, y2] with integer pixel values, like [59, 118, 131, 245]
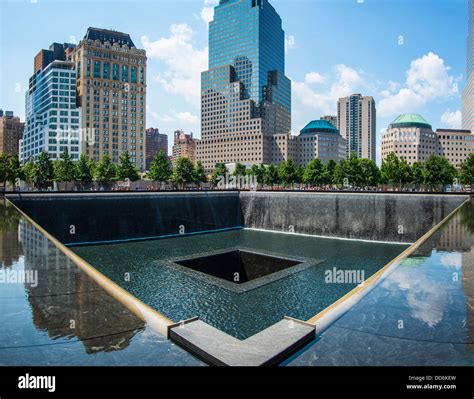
[239, 192, 468, 243]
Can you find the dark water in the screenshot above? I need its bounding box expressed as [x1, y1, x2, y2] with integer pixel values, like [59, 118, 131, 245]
[73, 230, 408, 339]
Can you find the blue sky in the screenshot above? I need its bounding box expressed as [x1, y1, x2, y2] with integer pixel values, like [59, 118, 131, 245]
[0, 0, 468, 163]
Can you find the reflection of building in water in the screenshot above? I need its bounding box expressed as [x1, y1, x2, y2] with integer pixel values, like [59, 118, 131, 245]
[19, 220, 143, 354]
[0, 204, 23, 267]
[437, 214, 471, 252]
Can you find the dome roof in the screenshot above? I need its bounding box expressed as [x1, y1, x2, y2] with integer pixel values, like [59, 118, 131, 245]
[390, 114, 432, 129]
[300, 120, 339, 135]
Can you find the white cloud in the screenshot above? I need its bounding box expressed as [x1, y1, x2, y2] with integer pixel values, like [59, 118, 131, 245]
[305, 72, 326, 85]
[440, 110, 462, 129]
[201, 0, 218, 24]
[141, 24, 208, 106]
[285, 34, 296, 53]
[292, 64, 364, 118]
[379, 52, 460, 117]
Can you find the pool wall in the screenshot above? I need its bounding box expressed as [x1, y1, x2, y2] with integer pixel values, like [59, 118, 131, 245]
[7, 192, 468, 244]
[7, 192, 243, 245]
[240, 192, 468, 242]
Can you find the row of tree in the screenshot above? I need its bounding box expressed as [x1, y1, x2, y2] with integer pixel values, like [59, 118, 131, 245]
[207, 153, 473, 189]
[1, 150, 473, 191]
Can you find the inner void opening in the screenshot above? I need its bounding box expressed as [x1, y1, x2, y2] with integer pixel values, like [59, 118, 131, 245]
[174, 250, 302, 284]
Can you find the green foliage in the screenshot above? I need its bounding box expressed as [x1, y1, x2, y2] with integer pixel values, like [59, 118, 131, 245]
[460, 153, 474, 186]
[194, 160, 208, 184]
[21, 159, 35, 184]
[116, 151, 140, 182]
[211, 163, 228, 186]
[359, 158, 380, 187]
[233, 163, 247, 177]
[324, 160, 337, 185]
[76, 154, 94, 185]
[94, 154, 117, 185]
[411, 162, 426, 186]
[264, 164, 279, 187]
[250, 164, 266, 185]
[54, 150, 77, 189]
[380, 152, 411, 187]
[303, 158, 325, 186]
[33, 151, 54, 188]
[148, 151, 172, 182]
[172, 157, 196, 187]
[278, 160, 298, 186]
[424, 154, 458, 188]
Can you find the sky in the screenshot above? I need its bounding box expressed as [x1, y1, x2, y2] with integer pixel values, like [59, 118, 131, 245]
[0, 0, 468, 163]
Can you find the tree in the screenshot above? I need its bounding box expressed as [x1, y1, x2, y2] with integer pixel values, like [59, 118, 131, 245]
[54, 150, 76, 190]
[172, 157, 196, 189]
[0, 153, 10, 191]
[411, 162, 426, 187]
[250, 164, 266, 186]
[264, 164, 279, 188]
[148, 151, 172, 183]
[303, 158, 325, 186]
[424, 155, 458, 190]
[233, 163, 247, 177]
[94, 154, 116, 188]
[211, 163, 228, 186]
[460, 153, 474, 188]
[359, 158, 380, 187]
[117, 151, 140, 182]
[380, 153, 411, 189]
[21, 159, 36, 186]
[6, 154, 21, 190]
[76, 154, 94, 190]
[324, 160, 337, 185]
[334, 153, 362, 188]
[194, 160, 207, 184]
[33, 151, 54, 190]
[278, 160, 298, 187]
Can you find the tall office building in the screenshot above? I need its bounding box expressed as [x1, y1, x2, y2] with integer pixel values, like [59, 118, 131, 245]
[21, 43, 82, 162]
[0, 110, 24, 156]
[337, 94, 376, 160]
[145, 128, 168, 170]
[463, 0, 474, 132]
[69, 28, 147, 170]
[196, 0, 291, 171]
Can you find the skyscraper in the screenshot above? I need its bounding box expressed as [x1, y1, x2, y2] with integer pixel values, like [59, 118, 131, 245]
[21, 43, 82, 162]
[337, 94, 376, 160]
[463, 0, 474, 132]
[172, 130, 197, 165]
[69, 28, 147, 170]
[0, 110, 24, 156]
[196, 0, 291, 171]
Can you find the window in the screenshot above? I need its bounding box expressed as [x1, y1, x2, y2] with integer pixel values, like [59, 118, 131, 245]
[113, 63, 119, 81]
[121, 65, 128, 82]
[103, 62, 110, 80]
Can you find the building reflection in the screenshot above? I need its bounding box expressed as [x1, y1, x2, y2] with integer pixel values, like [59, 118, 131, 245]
[18, 218, 144, 354]
[0, 202, 23, 268]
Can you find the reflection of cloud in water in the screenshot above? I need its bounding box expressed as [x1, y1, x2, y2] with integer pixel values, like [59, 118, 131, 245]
[438, 252, 462, 269]
[382, 254, 461, 328]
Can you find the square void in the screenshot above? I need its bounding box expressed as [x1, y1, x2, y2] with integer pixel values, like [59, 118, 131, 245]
[174, 250, 302, 284]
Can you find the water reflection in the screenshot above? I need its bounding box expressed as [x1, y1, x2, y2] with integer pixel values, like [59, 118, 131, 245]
[1, 202, 144, 355]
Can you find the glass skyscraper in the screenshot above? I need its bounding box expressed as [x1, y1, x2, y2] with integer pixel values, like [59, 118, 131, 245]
[197, 0, 292, 170]
[21, 45, 82, 163]
[463, 0, 474, 132]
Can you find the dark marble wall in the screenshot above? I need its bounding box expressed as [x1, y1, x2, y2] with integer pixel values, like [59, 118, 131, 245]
[239, 193, 469, 242]
[8, 192, 243, 245]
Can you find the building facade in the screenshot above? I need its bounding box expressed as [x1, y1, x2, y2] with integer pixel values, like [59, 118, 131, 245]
[145, 128, 168, 170]
[69, 28, 147, 170]
[463, 0, 474, 132]
[298, 120, 346, 165]
[172, 130, 197, 165]
[337, 94, 376, 160]
[381, 114, 474, 167]
[21, 43, 82, 162]
[196, 0, 291, 171]
[436, 129, 474, 167]
[0, 110, 24, 156]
